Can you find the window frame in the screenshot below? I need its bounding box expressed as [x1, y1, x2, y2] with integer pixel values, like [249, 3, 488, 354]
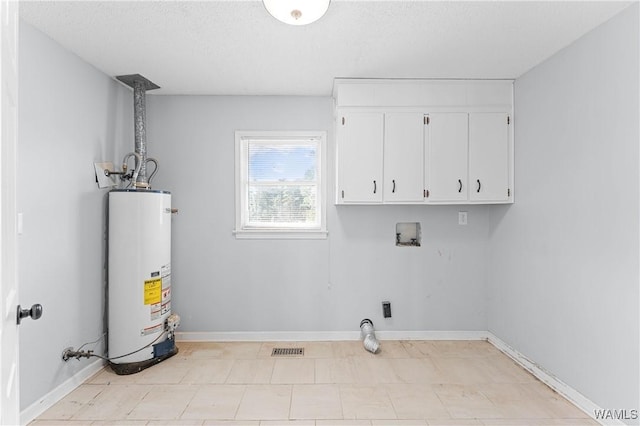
[234, 130, 327, 239]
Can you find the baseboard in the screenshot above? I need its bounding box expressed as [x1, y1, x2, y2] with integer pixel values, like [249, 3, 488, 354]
[20, 358, 105, 426]
[175, 330, 489, 342]
[176, 330, 359, 341]
[377, 330, 488, 340]
[487, 332, 616, 426]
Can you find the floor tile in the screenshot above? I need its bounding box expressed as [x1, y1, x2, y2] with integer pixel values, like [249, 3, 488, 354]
[483, 355, 537, 383]
[315, 358, 357, 384]
[87, 368, 136, 385]
[316, 420, 372, 425]
[126, 384, 197, 420]
[385, 384, 450, 419]
[388, 358, 443, 384]
[181, 359, 235, 384]
[518, 380, 561, 399]
[270, 358, 315, 384]
[134, 357, 191, 384]
[339, 385, 396, 420]
[433, 384, 504, 419]
[539, 393, 592, 419]
[479, 419, 533, 426]
[523, 419, 599, 425]
[478, 383, 557, 419]
[431, 357, 495, 384]
[71, 384, 151, 420]
[290, 384, 342, 419]
[431, 341, 500, 358]
[226, 359, 275, 384]
[301, 341, 335, 358]
[352, 358, 402, 384]
[180, 384, 245, 420]
[38, 385, 106, 420]
[402, 341, 499, 359]
[402, 340, 438, 358]
[235, 385, 292, 420]
[375, 341, 412, 358]
[332, 341, 375, 358]
[189, 342, 262, 359]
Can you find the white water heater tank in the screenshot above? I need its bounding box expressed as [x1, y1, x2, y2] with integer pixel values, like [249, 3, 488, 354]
[108, 189, 176, 374]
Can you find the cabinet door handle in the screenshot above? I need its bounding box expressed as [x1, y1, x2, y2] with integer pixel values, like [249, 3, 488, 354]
[392, 180, 396, 193]
[458, 179, 462, 193]
[477, 179, 481, 193]
[373, 180, 377, 194]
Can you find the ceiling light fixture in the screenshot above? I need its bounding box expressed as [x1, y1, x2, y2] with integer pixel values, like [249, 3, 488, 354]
[263, 0, 330, 26]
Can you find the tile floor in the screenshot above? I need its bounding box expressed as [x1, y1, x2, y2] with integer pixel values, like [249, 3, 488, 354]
[30, 340, 597, 426]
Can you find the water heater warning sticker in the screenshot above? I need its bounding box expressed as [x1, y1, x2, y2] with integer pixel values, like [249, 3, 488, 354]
[144, 279, 162, 305]
[150, 304, 161, 320]
[141, 323, 163, 336]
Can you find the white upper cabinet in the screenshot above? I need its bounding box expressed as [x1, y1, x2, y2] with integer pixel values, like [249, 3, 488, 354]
[334, 79, 514, 205]
[336, 112, 384, 203]
[424, 112, 511, 203]
[469, 112, 510, 202]
[336, 112, 425, 204]
[383, 113, 425, 203]
[425, 113, 469, 202]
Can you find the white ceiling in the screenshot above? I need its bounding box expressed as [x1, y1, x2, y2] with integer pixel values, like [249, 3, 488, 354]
[19, 1, 632, 96]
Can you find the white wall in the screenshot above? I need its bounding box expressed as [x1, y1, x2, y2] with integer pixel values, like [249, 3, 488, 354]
[147, 95, 491, 335]
[487, 3, 639, 418]
[18, 21, 131, 410]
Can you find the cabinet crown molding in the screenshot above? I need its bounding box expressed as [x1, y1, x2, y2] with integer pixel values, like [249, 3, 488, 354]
[333, 78, 513, 109]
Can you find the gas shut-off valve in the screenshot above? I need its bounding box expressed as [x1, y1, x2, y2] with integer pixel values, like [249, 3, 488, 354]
[166, 314, 180, 339]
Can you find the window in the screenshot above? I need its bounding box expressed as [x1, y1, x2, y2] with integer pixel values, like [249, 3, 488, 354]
[235, 131, 327, 239]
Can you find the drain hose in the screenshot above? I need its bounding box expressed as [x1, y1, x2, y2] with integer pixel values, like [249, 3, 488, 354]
[360, 318, 380, 354]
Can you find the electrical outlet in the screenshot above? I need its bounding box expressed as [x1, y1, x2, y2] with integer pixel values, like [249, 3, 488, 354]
[382, 301, 392, 318]
[458, 211, 468, 225]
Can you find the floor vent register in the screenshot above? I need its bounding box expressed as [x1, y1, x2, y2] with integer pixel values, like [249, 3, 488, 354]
[271, 347, 304, 357]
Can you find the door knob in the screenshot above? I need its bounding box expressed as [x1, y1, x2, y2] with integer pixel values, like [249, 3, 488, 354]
[17, 303, 43, 325]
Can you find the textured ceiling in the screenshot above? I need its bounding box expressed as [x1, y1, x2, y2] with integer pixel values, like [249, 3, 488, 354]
[19, 1, 633, 96]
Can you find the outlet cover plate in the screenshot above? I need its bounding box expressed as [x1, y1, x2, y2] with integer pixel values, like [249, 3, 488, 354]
[458, 211, 468, 225]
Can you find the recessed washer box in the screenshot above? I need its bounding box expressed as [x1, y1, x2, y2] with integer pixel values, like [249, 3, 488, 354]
[396, 222, 421, 246]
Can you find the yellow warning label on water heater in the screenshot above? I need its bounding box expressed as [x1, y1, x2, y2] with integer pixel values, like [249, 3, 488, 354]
[144, 279, 162, 305]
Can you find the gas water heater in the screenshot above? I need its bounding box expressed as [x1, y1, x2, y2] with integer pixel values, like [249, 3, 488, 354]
[107, 75, 179, 375]
[108, 190, 178, 374]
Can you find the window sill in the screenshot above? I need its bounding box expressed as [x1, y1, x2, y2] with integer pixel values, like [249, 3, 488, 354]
[233, 229, 328, 240]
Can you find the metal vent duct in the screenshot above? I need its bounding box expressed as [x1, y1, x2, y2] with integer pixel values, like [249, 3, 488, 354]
[116, 74, 160, 188]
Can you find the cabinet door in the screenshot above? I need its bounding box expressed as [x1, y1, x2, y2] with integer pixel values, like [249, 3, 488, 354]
[426, 113, 468, 201]
[336, 112, 384, 203]
[469, 112, 510, 202]
[384, 113, 425, 203]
